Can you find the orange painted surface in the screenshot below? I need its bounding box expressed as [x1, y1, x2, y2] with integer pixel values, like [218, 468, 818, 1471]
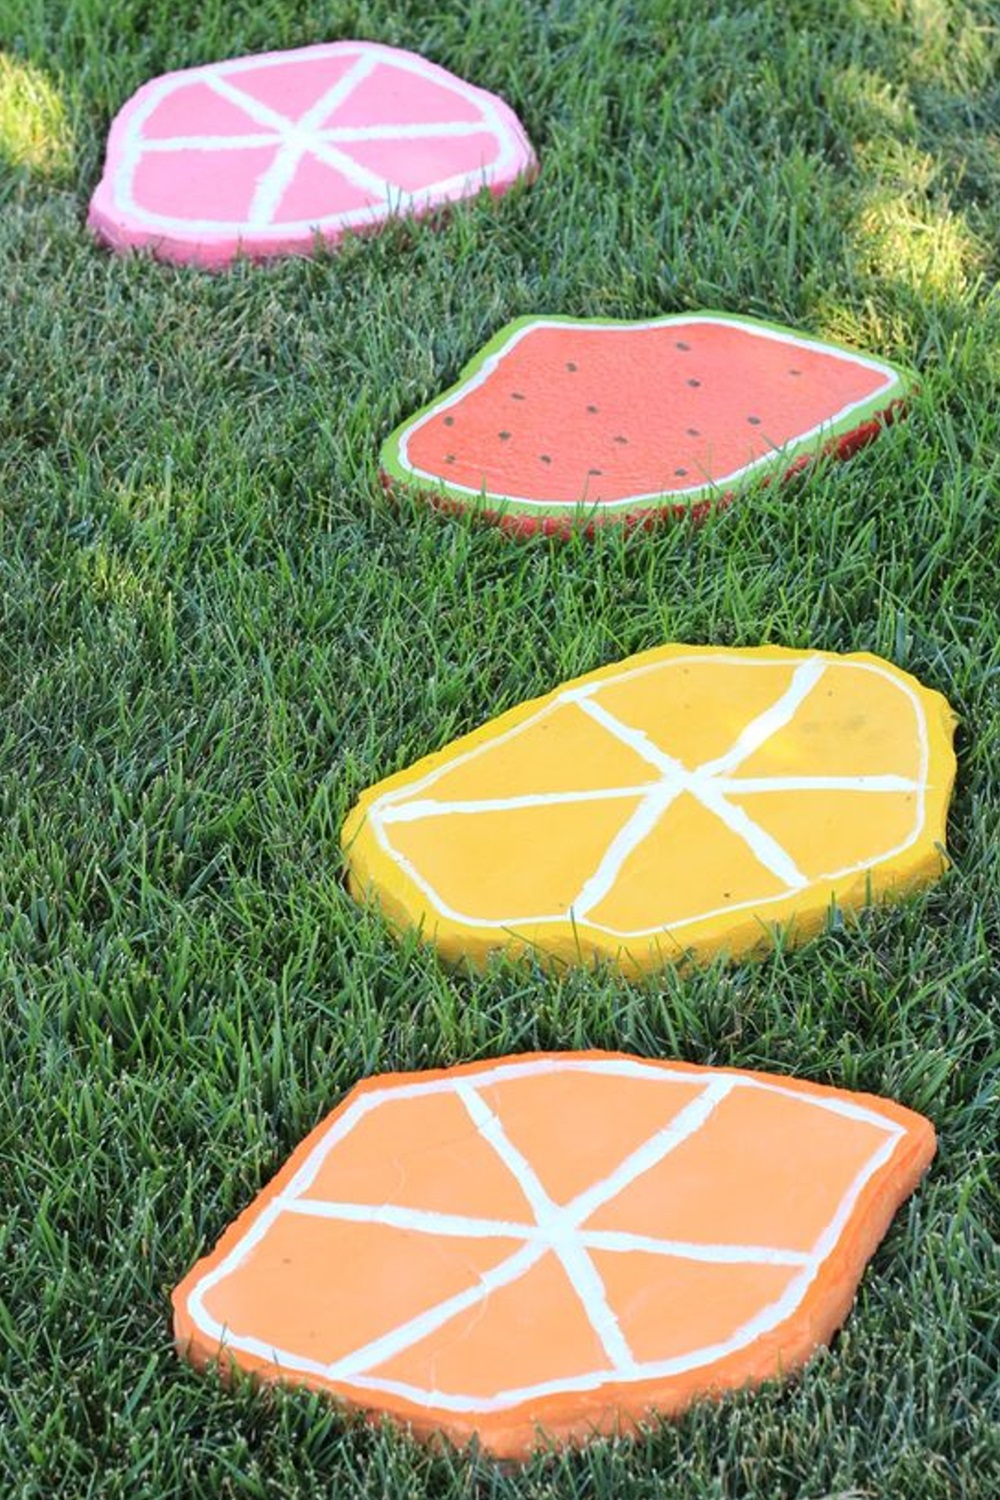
[173, 1052, 936, 1459]
[342, 645, 956, 974]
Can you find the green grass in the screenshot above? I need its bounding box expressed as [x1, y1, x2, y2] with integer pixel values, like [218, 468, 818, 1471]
[1, 0, 999, 1494]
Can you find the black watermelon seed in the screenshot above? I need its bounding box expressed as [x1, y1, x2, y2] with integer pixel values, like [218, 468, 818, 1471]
[687, 378, 701, 388]
[443, 415, 454, 426]
[445, 455, 455, 463]
[614, 435, 628, 444]
[588, 467, 603, 476]
[686, 427, 700, 436]
[566, 362, 578, 372]
[499, 431, 511, 441]
[675, 340, 691, 350]
[587, 404, 599, 413]
[747, 415, 761, 425]
[540, 454, 552, 464]
[789, 368, 802, 376]
[675, 467, 688, 477]
[511, 391, 525, 400]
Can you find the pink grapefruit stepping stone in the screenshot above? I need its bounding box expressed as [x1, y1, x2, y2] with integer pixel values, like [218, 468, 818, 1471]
[172, 1050, 936, 1458]
[380, 313, 914, 533]
[88, 42, 537, 268]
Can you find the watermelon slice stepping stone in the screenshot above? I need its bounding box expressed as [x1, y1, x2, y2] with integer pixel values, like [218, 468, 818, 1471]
[380, 313, 914, 532]
[342, 644, 956, 975]
[88, 42, 537, 268]
[172, 1050, 936, 1459]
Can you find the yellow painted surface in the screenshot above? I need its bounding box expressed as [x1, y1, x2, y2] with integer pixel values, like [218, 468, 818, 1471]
[341, 645, 956, 973]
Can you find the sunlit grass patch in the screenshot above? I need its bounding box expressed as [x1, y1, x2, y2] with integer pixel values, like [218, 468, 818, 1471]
[0, 53, 73, 183]
[849, 139, 987, 305]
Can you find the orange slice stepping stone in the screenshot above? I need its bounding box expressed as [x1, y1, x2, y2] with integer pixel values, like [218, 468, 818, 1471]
[342, 645, 955, 974]
[88, 42, 537, 269]
[173, 1051, 936, 1458]
[380, 313, 913, 533]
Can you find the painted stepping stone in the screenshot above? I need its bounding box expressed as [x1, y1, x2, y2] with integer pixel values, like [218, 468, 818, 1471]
[342, 645, 955, 974]
[88, 42, 537, 268]
[173, 1051, 936, 1458]
[380, 313, 914, 533]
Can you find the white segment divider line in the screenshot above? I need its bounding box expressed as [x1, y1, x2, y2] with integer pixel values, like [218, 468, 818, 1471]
[561, 1076, 735, 1226]
[562, 664, 829, 916]
[693, 781, 808, 889]
[572, 782, 685, 920]
[245, 53, 383, 226]
[695, 657, 827, 779]
[725, 773, 920, 795]
[320, 121, 490, 143]
[276, 1197, 811, 1266]
[381, 784, 657, 823]
[379, 771, 922, 827]
[324, 1240, 547, 1382]
[141, 132, 283, 153]
[571, 691, 691, 780]
[204, 70, 315, 135]
[454, 1082, 636, 1371]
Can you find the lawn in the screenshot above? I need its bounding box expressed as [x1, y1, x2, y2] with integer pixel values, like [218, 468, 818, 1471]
[1, 0, 998, 1495]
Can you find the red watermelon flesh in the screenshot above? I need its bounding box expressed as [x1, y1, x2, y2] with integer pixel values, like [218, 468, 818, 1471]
[400, 318, 903, 508]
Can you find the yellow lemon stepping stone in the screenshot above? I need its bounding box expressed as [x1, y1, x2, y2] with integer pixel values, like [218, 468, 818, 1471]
[342, 646, 956, 972]
[172, 1050, 936, 1459]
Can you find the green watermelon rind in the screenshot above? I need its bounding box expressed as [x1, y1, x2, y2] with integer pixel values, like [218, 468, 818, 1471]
[379, 311, 915, 524]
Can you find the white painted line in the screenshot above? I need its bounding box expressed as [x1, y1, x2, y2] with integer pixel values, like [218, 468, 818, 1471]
[203, 70, 302, 136]
[581, 1229, 810, 1266]
[454, 1082, 635, 1371]
[724, 773, 920, 795]
[278, 1197, 536, 1240]
[380, 783, 655, 823]
[140, 132, 283, 153]
[377, 774, 918, 828]
[321, 121, 491, 143]
[280, 1197, 812, 1267]
[692, 782, 808, 890]
[325, 1239, 548, 1381]
[247, 139, 305, 227]
[571, 782, 683, 920]
[571, 692, 690, 779]
[565, 1077, 735, 1227]
[696, 657, 827, 777]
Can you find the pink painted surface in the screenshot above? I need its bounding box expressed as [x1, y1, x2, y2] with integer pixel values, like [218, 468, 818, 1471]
[88, 42, 538, 269]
